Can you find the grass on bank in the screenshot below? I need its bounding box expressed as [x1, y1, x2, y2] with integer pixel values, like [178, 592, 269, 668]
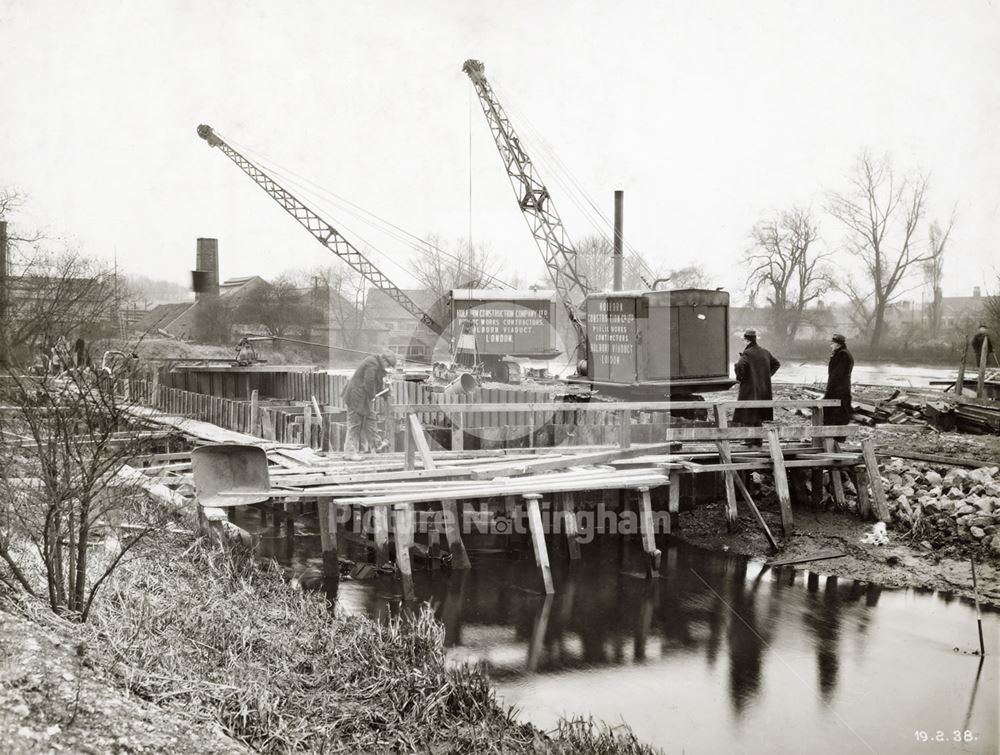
[85, 536, 657, 754]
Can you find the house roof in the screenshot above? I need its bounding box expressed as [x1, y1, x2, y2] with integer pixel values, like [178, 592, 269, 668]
[133, 302, 194, 334]
[365, 288, 444, 322]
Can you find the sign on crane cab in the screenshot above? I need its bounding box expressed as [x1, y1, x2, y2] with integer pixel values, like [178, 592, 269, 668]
[585, 289, 732, 393]
[449, 289, 561, 359]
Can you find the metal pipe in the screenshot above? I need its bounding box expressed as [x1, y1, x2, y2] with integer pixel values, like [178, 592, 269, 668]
[613, 190, 624, 291]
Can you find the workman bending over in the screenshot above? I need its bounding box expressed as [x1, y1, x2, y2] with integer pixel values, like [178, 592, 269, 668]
[342, 350, 397, 457]
[733, 329, 780, 430]
[823, 333, 854, 426]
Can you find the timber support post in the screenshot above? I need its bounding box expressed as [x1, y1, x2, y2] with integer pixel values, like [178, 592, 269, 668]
[318, 500, 340, 602]
[766, 427, 794, 536]
[637, 486, 661, 578]
[441, 499, 471, 569]
[523, 493, 554, 594]
[560, 491, 581, 560]
[713, 405, 739, 531]
[393, 503, 416, 601]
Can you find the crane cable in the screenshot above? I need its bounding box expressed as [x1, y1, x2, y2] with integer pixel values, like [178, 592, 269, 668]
[224, 133, 514, 291]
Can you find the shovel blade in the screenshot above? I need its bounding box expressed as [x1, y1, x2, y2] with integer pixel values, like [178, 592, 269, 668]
[192, 444, 271, 508]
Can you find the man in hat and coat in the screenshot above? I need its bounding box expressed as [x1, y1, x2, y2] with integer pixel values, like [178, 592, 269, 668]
[733, 329, 781, 428]
[971, 324, 997, 366]
[343, 350, 397, 456]
[823, 334, 854, 426]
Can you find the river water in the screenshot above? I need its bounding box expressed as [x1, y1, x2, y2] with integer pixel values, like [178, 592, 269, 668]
[775, 360, 957, 388]
[237, 509, 998, 754]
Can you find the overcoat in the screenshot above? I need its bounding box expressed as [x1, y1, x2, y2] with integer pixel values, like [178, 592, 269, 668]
[823, 346, 854, 425]
[342, 355, 386, 416]
[733, 343, 780, 426]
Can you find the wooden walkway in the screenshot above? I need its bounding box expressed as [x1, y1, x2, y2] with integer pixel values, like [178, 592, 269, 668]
[129, 396, 891, 602]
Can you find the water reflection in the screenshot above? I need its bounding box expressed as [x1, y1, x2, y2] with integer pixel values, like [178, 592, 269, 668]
[237, 507, 998, 753]
[342, 541, 900, 716]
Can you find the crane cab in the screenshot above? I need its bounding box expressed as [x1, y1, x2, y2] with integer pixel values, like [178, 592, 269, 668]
[583, 288, 733, 396]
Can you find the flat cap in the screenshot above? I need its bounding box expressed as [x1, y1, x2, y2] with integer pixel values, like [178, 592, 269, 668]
[831, 333, 846, 345]
[743, 329, 757, 339]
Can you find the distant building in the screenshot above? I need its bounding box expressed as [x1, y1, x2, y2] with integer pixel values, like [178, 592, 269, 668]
[364, 288, 444, 360]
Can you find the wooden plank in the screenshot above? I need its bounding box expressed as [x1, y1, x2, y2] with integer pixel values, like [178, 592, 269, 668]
[637, 486, 661, 578]
[713, 405, 739, 532]
[977, 334, 990, 398]
[408, 414, 436, 470]
[861, 439, 891, 521]
[871, 448, 1000, 470]
[767, 550, 845, 568]
[668, 470, 680, 533]
[853, 467, 873, 519]
[619, 409, 632, 449]
[391, 398, 841, 414]
[393, 503, 416, 601]
[561, 492, 581, 560]
[403, 413, 415, 470]
[318, 500, 340, 599]
[524, 493, 554, 594]
[766, 427, 794, 536]
[824, 438, 846, 508]
[470, 441, 682, 479]
[372, 506, 390, 567]
[441, 499, 471, 569]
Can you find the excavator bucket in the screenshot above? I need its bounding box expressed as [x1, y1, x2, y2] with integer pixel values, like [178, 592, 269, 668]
[192, 444, 272, 508]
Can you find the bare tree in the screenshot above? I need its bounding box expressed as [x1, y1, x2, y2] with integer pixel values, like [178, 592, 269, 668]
[410, 236, 504, 299]
[745, 207, 829, 344]
[828, 152, 935, 350]
[572, 234, 706, 292]
[922, 218, 953, 338]
[0, 365, 169, 620]
[306, 266, 369, 350]
[234, 275, 308, 338]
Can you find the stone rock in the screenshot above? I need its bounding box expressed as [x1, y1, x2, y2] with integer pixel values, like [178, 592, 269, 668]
[944, 469, 969, 486]
[984, 482, 1000, 497]
[884, 473, 904, 489]
[927, 487, 943, 498]
[968, 467, 998, 485]
[920, 540, 933, 550]
[969, 515, 994, 529]
[990, 535, 1000, 555]
[899, 487, 916, 498]
[957, 514, 973, 527]
[922, 500, 940, 514]
[939, 500, 955, 513]
[955, 504, 976, 516]
[970, 526, 987, 540]
[947, 487, 966, 500]
[924, 470, 943, 486]
[975, 499, 995, 514]
[970, 485, 986, 497]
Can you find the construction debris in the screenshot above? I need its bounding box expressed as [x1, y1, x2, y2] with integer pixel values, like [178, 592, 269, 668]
[802, 386, 1000, 435]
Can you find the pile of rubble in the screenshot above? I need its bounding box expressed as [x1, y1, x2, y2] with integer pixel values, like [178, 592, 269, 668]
[880, 458, 1000, 555]
[802, 387, 1000, 435]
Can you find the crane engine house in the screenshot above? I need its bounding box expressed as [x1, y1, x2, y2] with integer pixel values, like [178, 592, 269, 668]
[463, 59, 734, 397]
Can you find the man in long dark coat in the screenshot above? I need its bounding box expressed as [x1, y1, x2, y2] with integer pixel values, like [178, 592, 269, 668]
[342, 350, 397, 456]
[823, 333, 854, 425]
[733, 330, 781, 427]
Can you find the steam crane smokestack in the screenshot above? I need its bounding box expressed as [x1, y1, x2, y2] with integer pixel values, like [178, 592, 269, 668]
[613, 190, 624, 292]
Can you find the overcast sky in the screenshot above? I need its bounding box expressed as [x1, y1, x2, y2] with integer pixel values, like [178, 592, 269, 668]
[2, 0, 997, 304]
